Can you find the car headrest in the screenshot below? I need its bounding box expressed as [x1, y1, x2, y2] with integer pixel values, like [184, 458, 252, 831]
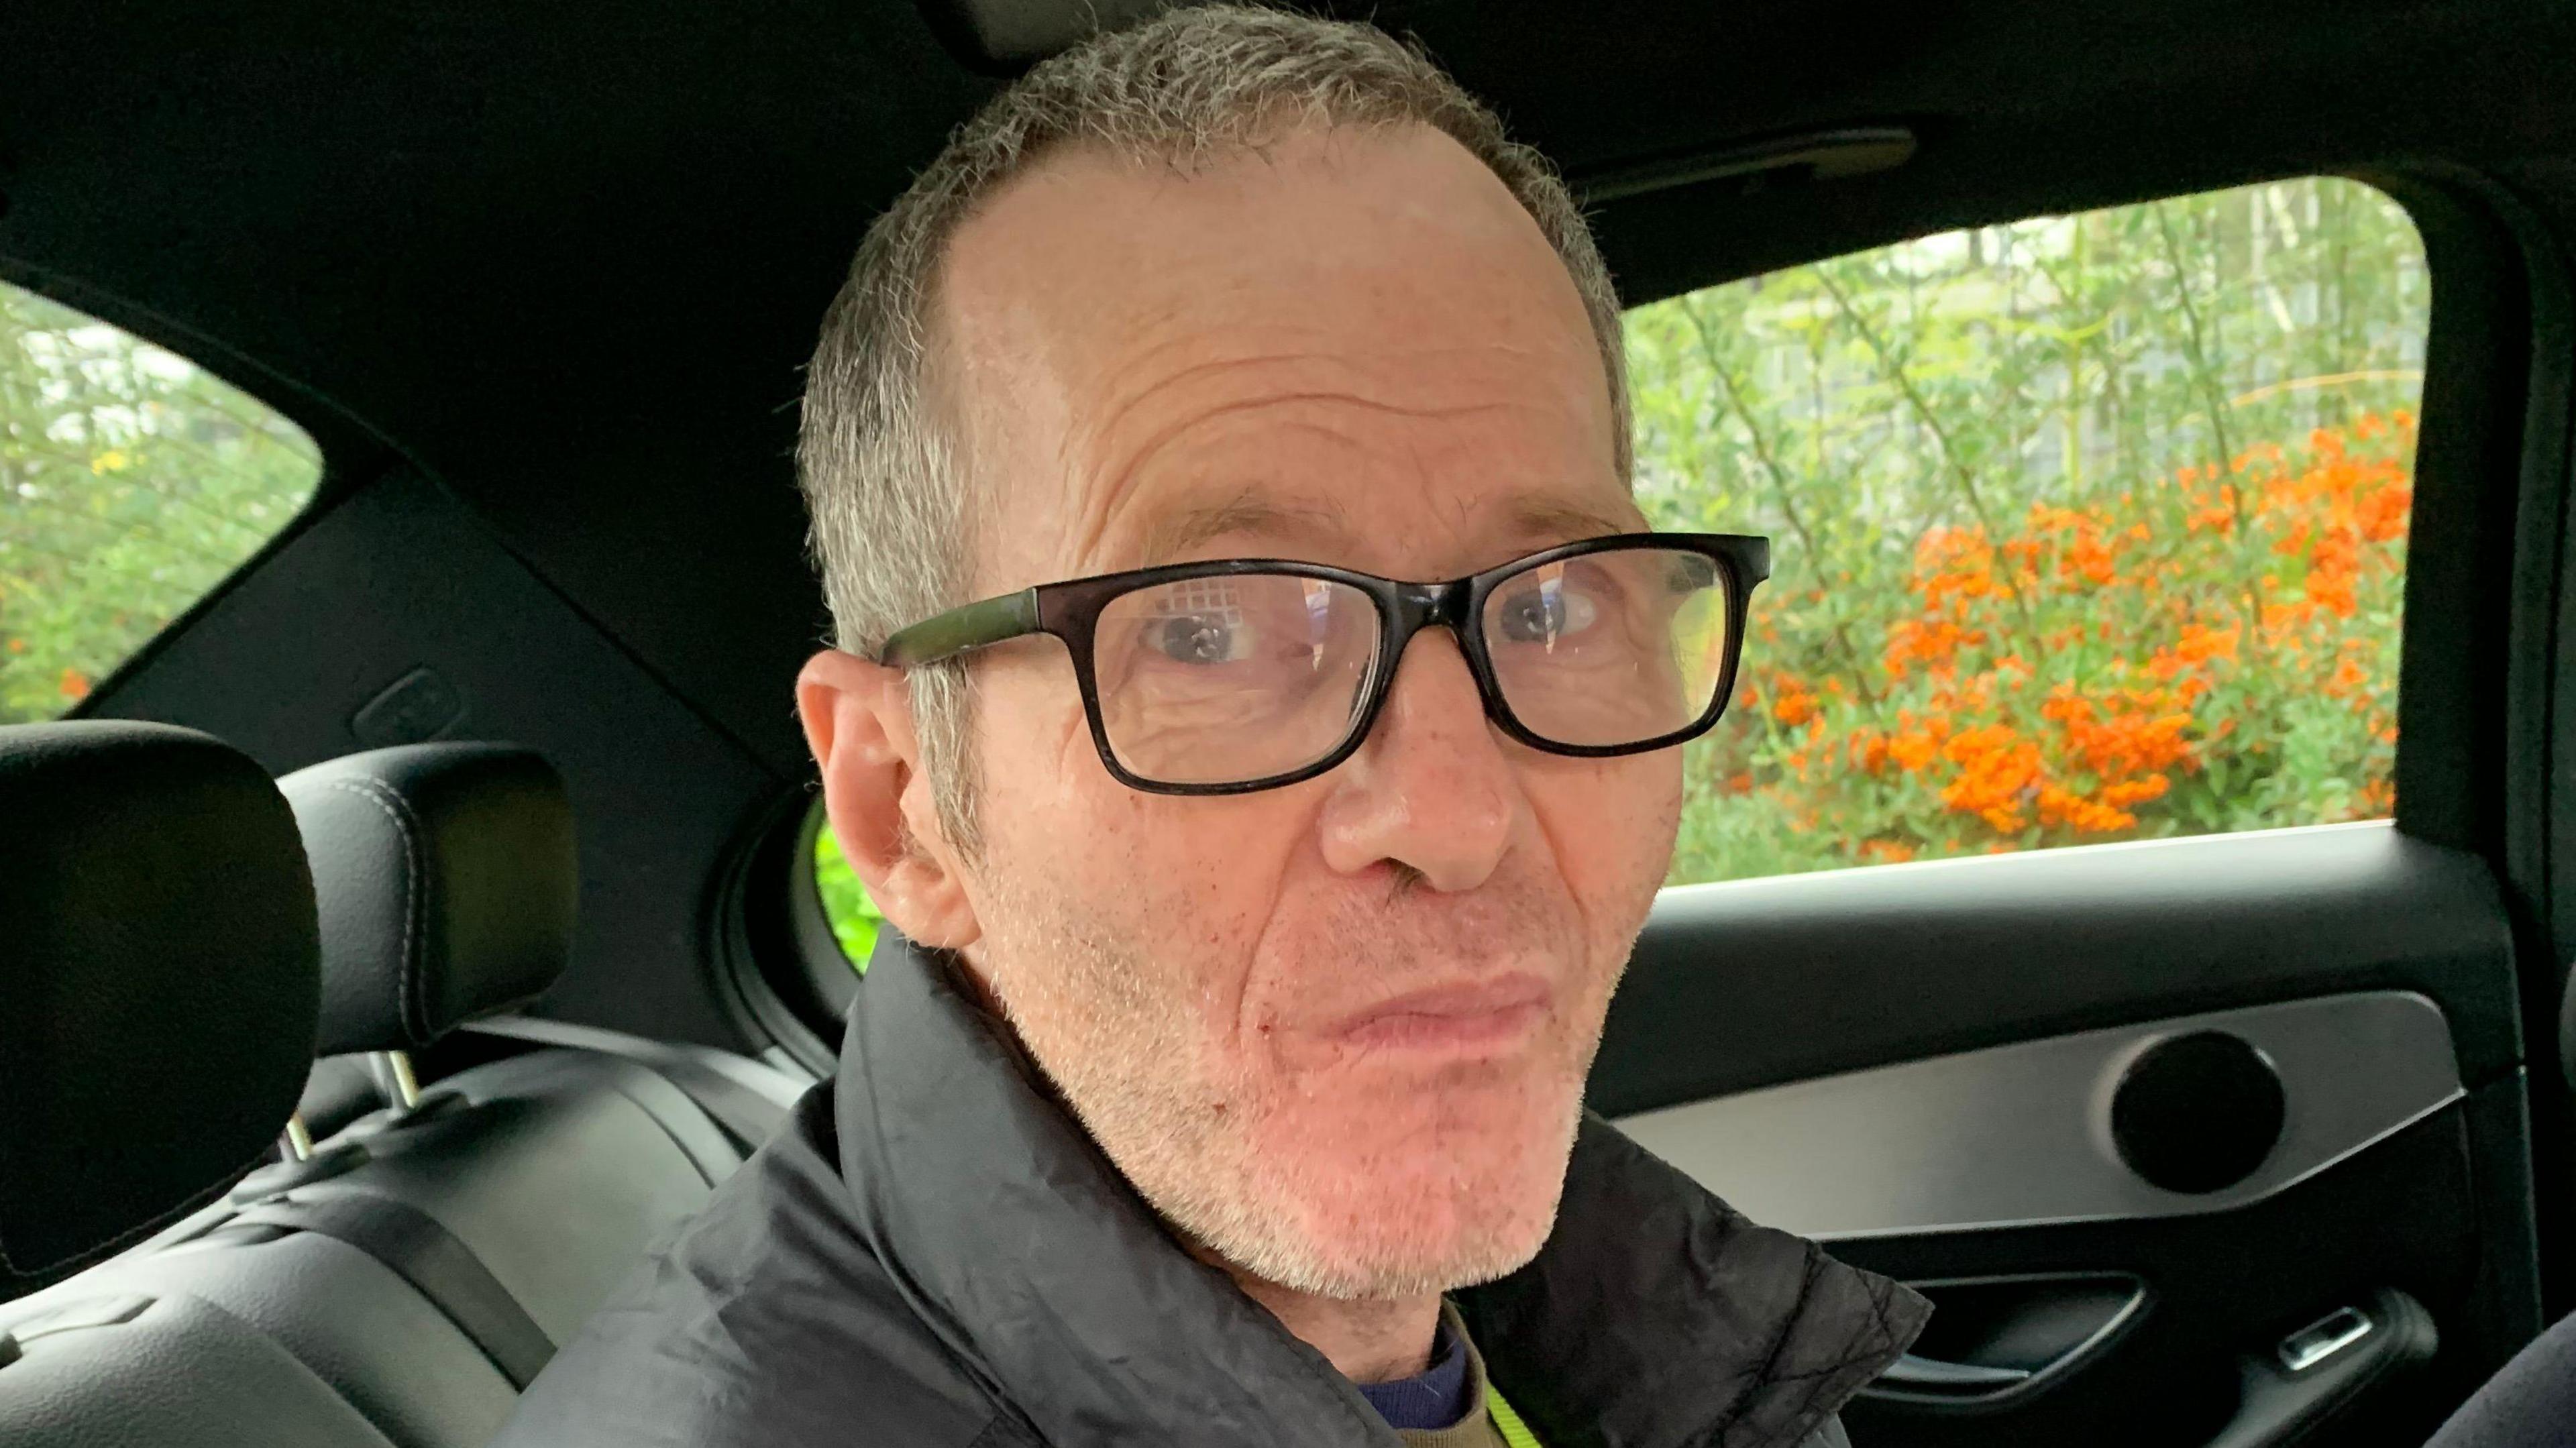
[278, 743, 576, 1056]
[0, 721, 320, 1301]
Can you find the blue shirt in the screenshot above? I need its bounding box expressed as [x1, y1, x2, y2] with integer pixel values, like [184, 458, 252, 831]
[1355, 1317, 1474, 1432]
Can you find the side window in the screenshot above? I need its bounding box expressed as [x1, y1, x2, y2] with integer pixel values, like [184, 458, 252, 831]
[814, 821, 885, 970]
[1631, 178, 2425, 885]
[810, 177, 2429, 958]
[1, 281, 321, 721]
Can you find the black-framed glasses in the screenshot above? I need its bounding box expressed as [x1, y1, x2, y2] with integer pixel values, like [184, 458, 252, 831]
[877, 532, 1772, 796]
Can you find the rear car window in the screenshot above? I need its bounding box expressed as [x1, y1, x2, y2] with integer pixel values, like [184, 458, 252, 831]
[1, 280, 321, 722]
[1632, 176, 2425, 885]
[812, 176, 2429, 956]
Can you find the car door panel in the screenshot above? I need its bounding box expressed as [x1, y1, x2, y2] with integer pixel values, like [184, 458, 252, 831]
[1592, 822, 2534, 1445]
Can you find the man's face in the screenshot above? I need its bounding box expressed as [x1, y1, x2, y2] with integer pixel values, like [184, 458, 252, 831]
[932, 124, 1678, 1298]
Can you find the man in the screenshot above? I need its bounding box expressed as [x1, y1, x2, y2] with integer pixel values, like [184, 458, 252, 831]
[497, 7, 1925, 1445]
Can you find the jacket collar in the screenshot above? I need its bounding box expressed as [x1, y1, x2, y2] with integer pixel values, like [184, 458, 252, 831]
[837, 933, 1927, 1448]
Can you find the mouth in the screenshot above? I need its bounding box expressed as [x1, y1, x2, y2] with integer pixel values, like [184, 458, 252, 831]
[1324, 974, 1552, 1054]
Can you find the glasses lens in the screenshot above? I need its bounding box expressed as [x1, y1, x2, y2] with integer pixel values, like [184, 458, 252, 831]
[1092, 572, 1381, 786]
[1481, 547, 1734, 748]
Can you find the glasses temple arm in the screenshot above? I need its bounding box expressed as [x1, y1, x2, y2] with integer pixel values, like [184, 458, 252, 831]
[875, 588, 1042, 667]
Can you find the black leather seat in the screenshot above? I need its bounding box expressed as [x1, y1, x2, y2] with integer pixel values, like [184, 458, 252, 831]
[280, 742, 803, 1160]
[0, 720, 397, 1447]
[193, 742, 801, 1438]
[3, 731, 806, 1448]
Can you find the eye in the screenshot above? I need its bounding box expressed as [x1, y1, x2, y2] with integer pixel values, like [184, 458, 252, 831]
[1495, 575, 1601, 645]
[1146, 610, 1254, 664]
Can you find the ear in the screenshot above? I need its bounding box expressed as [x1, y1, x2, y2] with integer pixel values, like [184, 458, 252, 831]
[796, 649, 982, 951]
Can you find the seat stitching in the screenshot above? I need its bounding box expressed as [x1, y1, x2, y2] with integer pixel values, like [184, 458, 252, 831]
[0, 1141, 278, 1280]
[324, 777, 429, 1046]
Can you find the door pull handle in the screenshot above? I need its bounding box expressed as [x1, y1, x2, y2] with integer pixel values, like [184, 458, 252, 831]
[1860, 1272, 2149, 1410]
[1878, 1355, 2036, 1393]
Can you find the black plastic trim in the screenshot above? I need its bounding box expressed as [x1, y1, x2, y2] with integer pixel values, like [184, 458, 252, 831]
[2363, 166, 2576, 1321]
[711, 788, 849, 1078]
[1574, 126, 1918, 205]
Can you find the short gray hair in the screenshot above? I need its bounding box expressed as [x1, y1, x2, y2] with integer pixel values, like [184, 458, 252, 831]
[797, 3, 1627, 856]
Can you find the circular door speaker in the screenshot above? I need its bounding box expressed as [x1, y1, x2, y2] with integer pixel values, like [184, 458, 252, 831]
[2109, 1030, 2286, 1194]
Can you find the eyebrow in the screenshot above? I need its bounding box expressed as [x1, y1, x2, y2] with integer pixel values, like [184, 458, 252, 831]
[1128, 488, 1644, 571]
[1504, 496, 1645, 545]
[1131, 493, 1355, 567]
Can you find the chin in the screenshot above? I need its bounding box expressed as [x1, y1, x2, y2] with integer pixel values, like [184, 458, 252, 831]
[1217, 1072, 1585, 1300]
[1282, 1184, 1560, 1301]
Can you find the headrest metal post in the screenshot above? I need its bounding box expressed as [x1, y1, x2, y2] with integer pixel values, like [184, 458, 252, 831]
[379, 1050, 423, 1110]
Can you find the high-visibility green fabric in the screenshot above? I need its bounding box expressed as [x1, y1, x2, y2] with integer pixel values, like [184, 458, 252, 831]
[1485, 1386, 1542, 1448]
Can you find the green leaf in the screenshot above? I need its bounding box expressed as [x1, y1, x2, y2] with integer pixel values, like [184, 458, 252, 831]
[812, 823, 883, 972]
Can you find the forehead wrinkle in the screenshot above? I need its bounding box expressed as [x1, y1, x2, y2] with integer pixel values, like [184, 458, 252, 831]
[1069, 337, 1542, 484]
[1051, 345, 1313, 569]
[1063, 389, 1527, 571]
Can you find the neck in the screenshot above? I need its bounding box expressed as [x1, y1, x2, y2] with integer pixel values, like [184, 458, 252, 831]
[1226, 1272, 1444, 1384]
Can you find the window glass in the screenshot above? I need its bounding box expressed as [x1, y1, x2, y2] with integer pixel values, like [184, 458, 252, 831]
[810, 177, 2430, 960]
[1, 280, 321, 721]
[814, 821, 883, 971]
[1631, 178, 2424, 885]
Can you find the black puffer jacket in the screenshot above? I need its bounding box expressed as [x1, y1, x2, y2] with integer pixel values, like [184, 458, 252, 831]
[496, 935, 1929, 1448]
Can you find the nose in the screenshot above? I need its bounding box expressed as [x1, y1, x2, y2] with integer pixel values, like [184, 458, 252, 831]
[1316, 628, 1517, 891]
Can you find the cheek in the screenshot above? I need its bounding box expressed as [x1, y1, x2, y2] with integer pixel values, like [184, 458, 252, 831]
[972, 679, 1318, 1008]
[1524, 753, 1680, 935]
[971, 673, 1095, 838]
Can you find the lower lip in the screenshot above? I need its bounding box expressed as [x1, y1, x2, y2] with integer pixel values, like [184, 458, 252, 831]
[1335, 1001, 1548, 1053]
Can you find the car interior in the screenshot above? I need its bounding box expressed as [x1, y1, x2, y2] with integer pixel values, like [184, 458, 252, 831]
[7, 0, 2576, 1444]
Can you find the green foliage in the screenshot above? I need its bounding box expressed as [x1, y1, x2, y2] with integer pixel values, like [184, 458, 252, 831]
[1629, 178, 2424, 885]
[814, 824, 883, 972]
[0, 283, 320, 722]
